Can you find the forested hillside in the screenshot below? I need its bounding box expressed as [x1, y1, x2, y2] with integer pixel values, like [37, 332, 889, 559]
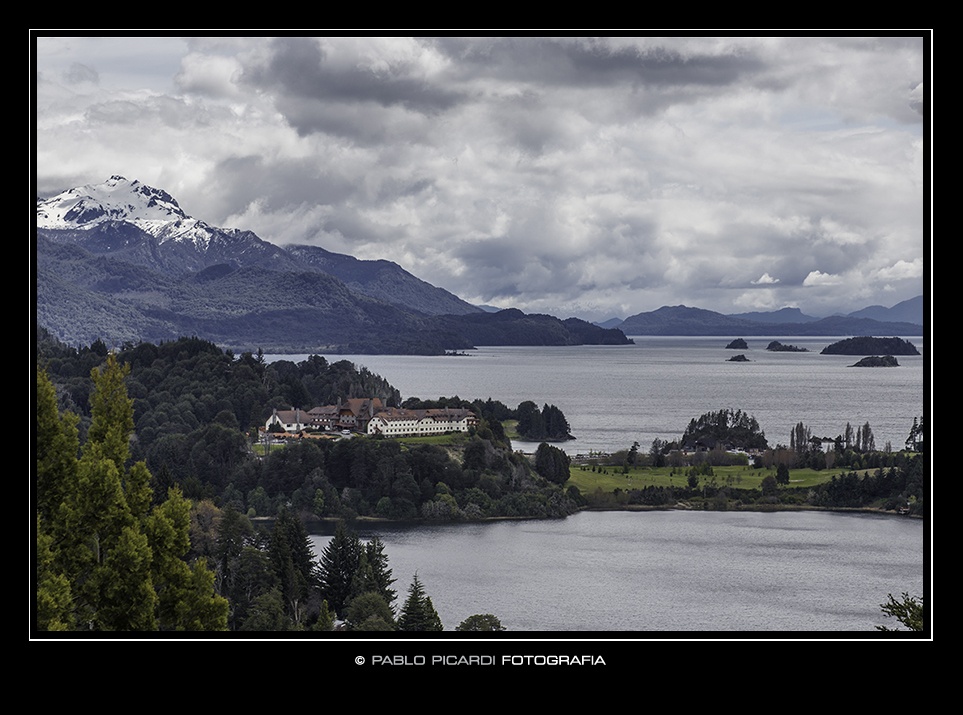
[35, 329, 585, 631]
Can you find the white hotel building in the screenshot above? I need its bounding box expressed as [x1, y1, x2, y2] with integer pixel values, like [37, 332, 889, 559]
[366, 406, 477, 437]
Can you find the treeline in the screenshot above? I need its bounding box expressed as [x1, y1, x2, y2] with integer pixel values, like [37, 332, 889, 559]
[808, 457, 927, 512]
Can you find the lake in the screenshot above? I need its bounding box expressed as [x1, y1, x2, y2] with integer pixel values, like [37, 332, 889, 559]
[308, 509, 925, 633]
[272, 336, 927, 633]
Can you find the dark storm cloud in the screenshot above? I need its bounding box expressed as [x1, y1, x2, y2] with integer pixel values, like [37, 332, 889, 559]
[208, 154, 361, 221]
[423, 36, 766, 88]
[241, 37, 466, 136]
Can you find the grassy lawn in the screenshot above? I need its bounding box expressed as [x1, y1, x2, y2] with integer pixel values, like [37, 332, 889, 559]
[566, 463, 849, 493]
[252, 442, 286, 456]
[394, 432, 472, 447]
[503, 419, 521, 440]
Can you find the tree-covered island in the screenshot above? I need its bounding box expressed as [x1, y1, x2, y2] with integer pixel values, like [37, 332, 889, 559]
[820, 336, 920, 355]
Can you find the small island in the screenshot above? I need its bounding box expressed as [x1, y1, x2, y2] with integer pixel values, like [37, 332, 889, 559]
[850, 355, 900, 367]
[727, 354, 750, 362]
[726, 338, 748, 349]
[766, 340, 808, 352]
[821, 336, 920, 356]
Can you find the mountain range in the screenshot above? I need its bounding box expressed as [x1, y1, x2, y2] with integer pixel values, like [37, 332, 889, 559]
[35, 176, 631, 353]
[615, 298, 923, 337]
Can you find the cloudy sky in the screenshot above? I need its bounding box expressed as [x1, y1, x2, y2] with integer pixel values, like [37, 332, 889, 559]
[34, 35, 928, 321]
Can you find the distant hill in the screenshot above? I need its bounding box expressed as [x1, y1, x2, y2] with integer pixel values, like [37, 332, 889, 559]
[845, 295, 924, 326]
[593, 317, 625, 329]
[284, 244, 481, 316]
[727, 307, 818, 324]
[619, 304, 923, 337]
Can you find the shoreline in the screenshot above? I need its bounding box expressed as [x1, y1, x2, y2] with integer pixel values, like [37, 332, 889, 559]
[283, 503, 922, 534]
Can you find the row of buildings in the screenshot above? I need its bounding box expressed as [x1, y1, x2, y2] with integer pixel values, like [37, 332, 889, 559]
[265, 398, 477, 438]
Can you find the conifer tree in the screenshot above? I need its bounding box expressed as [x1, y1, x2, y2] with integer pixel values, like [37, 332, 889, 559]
[35, 357, 228, 631]
[350, 536, 396, 609]
[397, 573, 443, 631]
[317, 521, 361, 618]
[269, 507, 317, 625]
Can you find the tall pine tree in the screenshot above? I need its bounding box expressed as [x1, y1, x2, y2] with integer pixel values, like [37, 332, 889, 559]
[317, 521, 361, 618]
[35, 356, 228, 632]
[397, 573, 443, 631]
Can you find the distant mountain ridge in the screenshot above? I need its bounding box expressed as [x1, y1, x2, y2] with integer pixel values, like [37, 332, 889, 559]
[727, 307, 818, 324]
[618, 303, 923, 337]
[35, 176, 631, 353]
[843, 295, 923, 326]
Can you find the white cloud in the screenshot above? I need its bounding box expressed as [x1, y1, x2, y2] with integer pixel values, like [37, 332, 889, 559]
[875, 258, 924, 281]
[752, 273, 780, 285]
[803, 270, 842, 287]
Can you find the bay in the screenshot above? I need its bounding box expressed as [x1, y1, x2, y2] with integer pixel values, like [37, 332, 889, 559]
[309, 510, 925, 632]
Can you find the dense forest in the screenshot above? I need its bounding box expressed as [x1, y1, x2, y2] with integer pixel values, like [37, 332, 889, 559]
[36, 328, 580, 522]
[35, 329, 584, 631]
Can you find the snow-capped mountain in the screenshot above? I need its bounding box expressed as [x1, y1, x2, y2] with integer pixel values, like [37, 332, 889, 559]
[36, 174, 237, 249]
[36, 175, 488, 318]
[36, 176, 531, 351]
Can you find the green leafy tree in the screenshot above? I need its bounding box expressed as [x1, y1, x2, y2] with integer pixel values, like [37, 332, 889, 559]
[761, 474, 778, 497]
[224, 545, 278, 630]
[776, 463, 790, 485]
[876, 592, 924, 632]
[397, 574, 443, 631]
[627, 441, 640, 466]
[146, 487, 229, 631]
[515, 400, 544, 440]
[345, 592, 396, 631]
[240, 587, 292, 631]
[534, 442, 571, 484]
[36, 515, 73, 631]
[456, 613, 505, 631]
[542, 404, 570, 440]
[36, 366, 80, 526]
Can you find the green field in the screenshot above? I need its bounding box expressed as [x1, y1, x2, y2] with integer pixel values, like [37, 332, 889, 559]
[566, 463, 850, 493]
[394, 432, 471, 447]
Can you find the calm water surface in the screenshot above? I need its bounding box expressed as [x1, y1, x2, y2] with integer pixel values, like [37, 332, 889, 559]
[309, 510, 924, 632]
